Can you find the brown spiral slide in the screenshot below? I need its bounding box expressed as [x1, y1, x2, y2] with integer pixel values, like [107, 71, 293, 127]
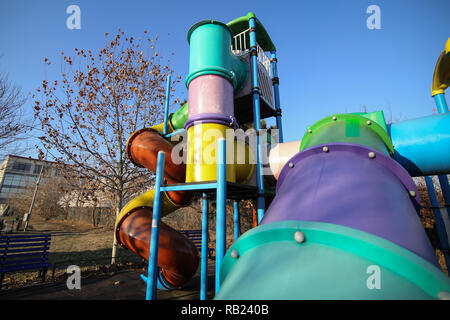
[114, 128, 199, 289]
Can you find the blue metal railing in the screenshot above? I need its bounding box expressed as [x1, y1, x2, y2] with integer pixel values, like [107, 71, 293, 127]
[270, 51, 284, 143]
[249, 17, 266, 224]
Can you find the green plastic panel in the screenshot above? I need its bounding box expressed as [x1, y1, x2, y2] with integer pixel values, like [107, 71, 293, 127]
[299, 113, 394, 156]
[215, 221, 450, 300]
[169, 101, 189, 130]
[227, 12, 276, 52]
[351, 110, 388, 133]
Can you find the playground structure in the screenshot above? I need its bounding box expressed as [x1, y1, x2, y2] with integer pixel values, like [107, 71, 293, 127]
[114, 12, 450, 299]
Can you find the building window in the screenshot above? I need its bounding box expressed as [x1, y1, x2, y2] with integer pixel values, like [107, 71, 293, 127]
[12, 162, 31, 173]
[1, 173, 36, 189]
[34, 164, 43, 174]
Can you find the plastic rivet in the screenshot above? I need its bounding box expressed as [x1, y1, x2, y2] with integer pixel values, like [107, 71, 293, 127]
[308, 129, 312, 133]
[332, 116, 337, 121]
[438, 292, 450, 300]
[368, 152, 376, 159]
[294, 231, 305, 243]
[289, 162, 294, 168]
[322, 146, 329, 153]
[409, 190, 416, 197]
[230, 249, 239, 259]
[366, 120, 372, 125]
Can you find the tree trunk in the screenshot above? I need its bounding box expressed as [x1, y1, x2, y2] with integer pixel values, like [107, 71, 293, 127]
[110, 206, 120, 264]
[111, 189, 123, 265]
[91, 206, 96, 227]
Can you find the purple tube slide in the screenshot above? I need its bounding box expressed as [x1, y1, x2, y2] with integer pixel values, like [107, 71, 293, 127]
[261, 143, 439, 267]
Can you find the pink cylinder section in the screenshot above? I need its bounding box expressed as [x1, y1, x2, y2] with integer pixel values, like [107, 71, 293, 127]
[188, 74, 234, 118]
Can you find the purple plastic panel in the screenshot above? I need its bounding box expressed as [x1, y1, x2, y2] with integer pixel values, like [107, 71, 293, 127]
[261, 143, 439, 267]
[188, 74, 234, 118]
[184, 113, 238, 131]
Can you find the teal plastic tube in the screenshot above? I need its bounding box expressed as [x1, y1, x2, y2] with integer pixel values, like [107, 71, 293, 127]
[186, 20, 248, 92]
[388, 113, 450, 176]
[215, 221, 450, 299]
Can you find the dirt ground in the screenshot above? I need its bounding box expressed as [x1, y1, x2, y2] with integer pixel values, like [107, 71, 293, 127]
[1, 214, 144, 290]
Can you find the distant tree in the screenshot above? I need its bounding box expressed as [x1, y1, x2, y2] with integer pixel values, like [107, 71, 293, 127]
[0, 69, 29, 153]
[33, 29, 181, 263]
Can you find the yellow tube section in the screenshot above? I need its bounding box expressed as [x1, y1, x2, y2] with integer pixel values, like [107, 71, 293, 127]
[431, 38, 450, 97]
[235, 137, 255, 184]
[116, 189, 180, 230]
[149, 120, 175, 137]
[185, 123, 255, 183]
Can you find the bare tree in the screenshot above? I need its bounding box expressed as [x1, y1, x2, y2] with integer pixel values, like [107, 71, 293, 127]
[33, 29, 181, 263]
[0, 70, 29, 153]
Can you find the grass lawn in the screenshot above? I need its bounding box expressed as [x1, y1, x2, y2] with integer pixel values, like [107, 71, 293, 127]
[1, 214, 145, 290]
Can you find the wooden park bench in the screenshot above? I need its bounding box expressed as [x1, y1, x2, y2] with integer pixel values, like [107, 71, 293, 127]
[178, 229, 215, 259]
[0, 234, 52, 289]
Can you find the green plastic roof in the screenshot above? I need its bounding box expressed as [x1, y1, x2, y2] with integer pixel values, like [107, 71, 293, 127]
[226, 12, 276, 52]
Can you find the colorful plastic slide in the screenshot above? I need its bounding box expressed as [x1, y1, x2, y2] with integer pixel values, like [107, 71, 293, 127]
[115, 12, 450, 299]
[114, 104, 203, 289]
[216, 111, 450, 299]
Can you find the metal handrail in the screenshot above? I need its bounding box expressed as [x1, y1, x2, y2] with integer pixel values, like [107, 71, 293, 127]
[231, 28, 272, 77]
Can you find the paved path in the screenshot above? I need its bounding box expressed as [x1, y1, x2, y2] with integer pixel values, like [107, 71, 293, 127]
[0, 266, 216, 300]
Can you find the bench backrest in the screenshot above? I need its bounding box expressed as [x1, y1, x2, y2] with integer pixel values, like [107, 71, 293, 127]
[178, 230, 203, 251]
[0, 234, 51, 272]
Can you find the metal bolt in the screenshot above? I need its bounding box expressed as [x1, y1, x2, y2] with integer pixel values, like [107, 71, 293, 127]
[366, 120, 372, 125]
[409, 190, 416, 197]
[322, 146, 329, 153]
[308, 129, 312, 133]
[332, 116, 337, 121]
[230, 249, 239, 259]
[288, 162, 294, 168]
[294, 231, 305, 243]
[368, 152, 376, 159]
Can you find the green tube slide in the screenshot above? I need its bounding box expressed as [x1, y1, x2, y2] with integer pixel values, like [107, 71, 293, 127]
[168, 101, 189, 130]
[299, 111, 394, 157]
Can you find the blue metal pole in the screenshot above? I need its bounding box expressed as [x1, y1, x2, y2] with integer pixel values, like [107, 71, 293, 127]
[163, 74, 171, 136]
[233, 201, 240, 241]
[425, 176, 450, 271]
[434, 93, 449, 114]
[215, 138, 226, 294]
[200, 193, 208, 300]
[270, 51, 284, 143]
[146, 151, 166, 300]
[438, 175, 450, 219]
[249, 17, 265, 224]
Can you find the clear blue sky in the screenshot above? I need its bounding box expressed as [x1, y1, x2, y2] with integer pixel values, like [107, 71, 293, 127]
[0, 0, 449, 157]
